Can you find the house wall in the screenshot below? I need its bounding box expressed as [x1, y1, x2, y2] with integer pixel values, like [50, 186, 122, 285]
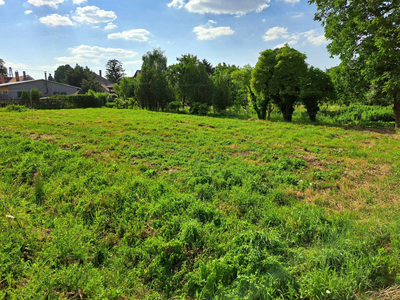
[4, 81, 79, 99]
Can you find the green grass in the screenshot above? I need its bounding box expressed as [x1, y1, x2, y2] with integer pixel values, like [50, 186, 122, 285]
[1, 108, 399, 299]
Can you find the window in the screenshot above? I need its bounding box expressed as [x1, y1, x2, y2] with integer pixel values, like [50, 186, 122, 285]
[61, 92, 67, 95]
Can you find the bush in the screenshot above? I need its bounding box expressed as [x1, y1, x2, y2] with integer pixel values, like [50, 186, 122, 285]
[106, 102, 116, 108]
[38, 94, 102, 109]
[190, 102, 209, 116]
[168, 101, 182, 112]
[324, 105, 395, 124]
[2, 105, 28, 112]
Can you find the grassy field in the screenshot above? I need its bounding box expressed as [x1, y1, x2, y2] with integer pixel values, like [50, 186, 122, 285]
[1, 108, 399, 299]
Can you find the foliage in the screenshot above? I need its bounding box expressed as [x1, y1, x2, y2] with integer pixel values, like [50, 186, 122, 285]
[1, 104, 27, 112]
[54, 64, 73, 84]
[0, 108, 399, 299]
[87, 90, 109, 106]
[105, 59, 126, 83]
[114, 77, 136, 100]
[190, 102, 209, 115]
[252, 45, 307, 121]
[231, 65, 253, 112]
[168, 54, 213, 111]
[0, 58, 7, 75]
[301, 67, 336, 121]
[38, 94, 102, 109]
[20, 89, 31, 106]
[136, 48, 174, 111]
[105, 102, 116, 108]
[310, 0, 400, 128]
[30, 88, 43, 107]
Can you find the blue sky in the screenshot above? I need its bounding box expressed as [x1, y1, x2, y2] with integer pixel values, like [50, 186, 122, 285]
[0, 0, 339, 79]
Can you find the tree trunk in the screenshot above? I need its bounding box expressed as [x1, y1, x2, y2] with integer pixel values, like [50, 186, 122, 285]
[394, 95, 400, 130]
[267, 105, 273, 121]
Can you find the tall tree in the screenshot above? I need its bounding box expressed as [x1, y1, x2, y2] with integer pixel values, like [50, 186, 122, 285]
[251, 45, 307, 122]
[54, 65, 73, 84]
[105, 59, 126, 83]
[114, 77, 136, 100]
[0, 59, 7, 76]
[136, 48, 174, 111]
[309, 0, 400, 128]
[301, 67, 336, 121]
[231, 65, 254, 112]
[167, 54, 213, 111]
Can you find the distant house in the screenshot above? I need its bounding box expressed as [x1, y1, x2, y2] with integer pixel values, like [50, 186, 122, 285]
[94, 71, 115, 93]
[0, 75, 81, 101]
[0, 71, 34, 85]
[133, 70, 141, 78]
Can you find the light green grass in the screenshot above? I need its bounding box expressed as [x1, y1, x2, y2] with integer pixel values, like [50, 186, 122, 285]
[1, 108, 399, 299]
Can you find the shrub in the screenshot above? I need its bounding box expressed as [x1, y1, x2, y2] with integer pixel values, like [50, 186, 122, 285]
[106, 102, 116, 108]
[168, 101, 182, 112]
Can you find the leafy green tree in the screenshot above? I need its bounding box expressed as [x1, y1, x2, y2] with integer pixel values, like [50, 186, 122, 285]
[310, 0, 400, 128]
[106, 59, 126, 83]
[62, 65, 102, 92]
[213, 71, 231, 112]
[327, 62, 369, 106]
[231, 65, 255, 112]
[30, 88, 42, 107]
[167, 54, 213, 112]
[54, 65, 73, 84]
[301, 67, 336, 122]
[202, 59, 215, 75]
[81, 77, 103, 94]
[136, 48, 174, 111]
[20, 89, 31, 106]
[114, 77, 136, 100]
[252, 46, 307, 122]
[0, 59, 7, 76]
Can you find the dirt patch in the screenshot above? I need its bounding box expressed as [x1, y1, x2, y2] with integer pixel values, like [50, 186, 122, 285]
[342, 126, 397, 135]
[198, 123, 216, 129]
[360, 286, 400, 300]
[30, 134, 55, 141]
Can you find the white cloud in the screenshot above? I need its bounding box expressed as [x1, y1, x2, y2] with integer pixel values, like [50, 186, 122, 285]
[72, 0, 87, 4]
[290, 12, 304, 18]
[108, 29, 150, 42]
[39, 14, 74, 26]
[0, 0, 5, 5]
[280, 0, 300, 3]
[4, 61, 28, 70]
[168, 0, 270, 15]
[73, 6, 117, 24]
[263, 27, 288, 41]
[104, 22, 117, 30]
[193, 22, 234, 40]
[167, 0, 185, 8]
[28, 0, 65, 9]
[25, 10, 33, 14]
[303, 29, 328, 46]
[55, 45, 138, 65]
[264, 27, 328, 47]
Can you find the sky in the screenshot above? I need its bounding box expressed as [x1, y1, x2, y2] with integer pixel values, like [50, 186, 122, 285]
[0, 0, 340, 80]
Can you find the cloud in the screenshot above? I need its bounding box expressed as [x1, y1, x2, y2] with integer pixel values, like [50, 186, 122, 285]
[303, 29, 328, 46]
[55, 45, 138, 65]
[39, 14, 74, 26]
[72, 6, 117, 24]
[168, 0, 270, 15]
[108, 29, 150, 42]
[264, 27, 328, 48]
[25, 10, 33, 14]
[28, 0, 65, 9]
[290, 12, 304, 18]
[193, 21, 234, 40]
[0, 0, 4, 5]
[4, 61, 28, 70]
[167, 0, 185, 8]
[72, 0, 87, 4]
[280, 0, 300, 3]
[263, 27, 288, 41]
[104, 22, 117, 30]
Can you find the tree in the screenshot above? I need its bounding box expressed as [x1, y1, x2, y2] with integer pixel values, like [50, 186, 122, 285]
[251, 46, 307, 122]
[0, 59, 7, 76]
[167, 54, 213, 111]
[54, 65, 73, 84]
[20, 90, 30, 106]
[231, 65, 256, 112]
[48, 74, 54, 81]
[136, 48, 174, 111]
[30, 88, 42, 107]
[202, 59, 215, 75]
[114, 77, 136, 100]
[106, 59, 126, 83]
[301, 67, 336, 122]
[309, 0, 400, 128]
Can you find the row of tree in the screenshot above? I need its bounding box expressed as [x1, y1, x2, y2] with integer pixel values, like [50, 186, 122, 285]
[115, 46, 335, 123]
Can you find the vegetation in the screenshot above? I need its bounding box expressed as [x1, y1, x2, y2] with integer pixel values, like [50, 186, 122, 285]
[0, 58, 7, 76]
[310, 0, 400, 128]
[106, 59, 126, 83]
[54, 64, 103, 93]
[0, 108, 399, 299]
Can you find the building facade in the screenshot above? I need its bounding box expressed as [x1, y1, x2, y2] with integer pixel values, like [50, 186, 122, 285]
[0, 80, 81, 101]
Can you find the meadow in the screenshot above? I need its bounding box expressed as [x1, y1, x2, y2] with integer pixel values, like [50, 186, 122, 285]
[1, 107, 399, 299]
